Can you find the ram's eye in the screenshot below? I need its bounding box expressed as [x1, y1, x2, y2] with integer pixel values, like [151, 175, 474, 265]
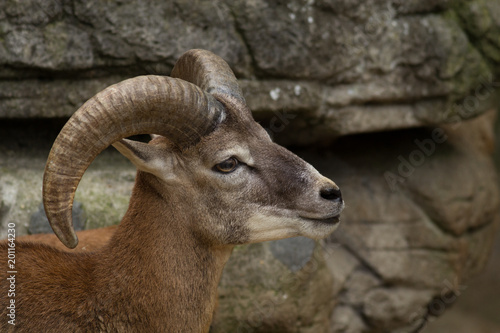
[215, 157, 239, 173]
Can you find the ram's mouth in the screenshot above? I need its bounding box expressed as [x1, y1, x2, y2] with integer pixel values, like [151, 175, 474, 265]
[300, 214, 340, 224]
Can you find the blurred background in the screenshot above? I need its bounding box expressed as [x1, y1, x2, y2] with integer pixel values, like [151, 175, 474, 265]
[0, 1, 499, 332]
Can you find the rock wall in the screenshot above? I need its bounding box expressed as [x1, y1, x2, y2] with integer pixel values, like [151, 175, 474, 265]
[2, 1, 500, 143]
[1, 1, 500, 332]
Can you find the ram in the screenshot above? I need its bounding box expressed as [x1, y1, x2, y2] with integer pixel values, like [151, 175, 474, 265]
[0, 49, 344, 332]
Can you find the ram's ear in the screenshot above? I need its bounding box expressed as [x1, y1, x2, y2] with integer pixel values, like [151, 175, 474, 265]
[112, 139, 179, 181]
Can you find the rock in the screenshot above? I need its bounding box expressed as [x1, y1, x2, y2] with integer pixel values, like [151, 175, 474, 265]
[323, 245, 360, 296]
[401, 112, 499, 236]
[330, 305, 368, 333]
[0, 179, 18, 238]
[28, 201, 86, 235]
[212, 241, 335, 333]
[0, 120, 136, 238]
[453, 0, 500, 69]
[363, 287, 433, 330]
[339, 269, 381, 307]
[269, 237, 316, 273]
[1, 1, 500, 145]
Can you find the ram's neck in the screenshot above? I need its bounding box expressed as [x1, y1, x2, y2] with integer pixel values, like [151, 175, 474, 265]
[95, 174, 233, 332]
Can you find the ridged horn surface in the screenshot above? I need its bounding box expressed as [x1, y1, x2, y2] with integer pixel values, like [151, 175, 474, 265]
[43, 75, 225, 248]
[171, 49, 246, 107]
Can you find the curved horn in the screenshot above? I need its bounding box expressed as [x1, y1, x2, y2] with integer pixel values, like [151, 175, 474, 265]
[171, 49, 246, 107]
[43, 75, 225, 249]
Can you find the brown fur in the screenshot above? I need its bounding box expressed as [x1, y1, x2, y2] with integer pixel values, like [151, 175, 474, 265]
[5, 226, 117, 252]
[1, 176, 231, 332]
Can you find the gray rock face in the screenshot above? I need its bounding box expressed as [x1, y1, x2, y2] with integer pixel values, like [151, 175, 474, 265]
[270, 237, 316, 273]
[29, 202, 86, 235]
[0, 0, 499, 332]
[1, 1, 500, 144]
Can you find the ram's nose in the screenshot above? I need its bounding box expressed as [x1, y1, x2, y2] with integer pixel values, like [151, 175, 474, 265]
[320, 186, 342, 203]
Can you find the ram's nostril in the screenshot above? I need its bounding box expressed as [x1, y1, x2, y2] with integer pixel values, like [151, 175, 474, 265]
[320, 187, 342, 202]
